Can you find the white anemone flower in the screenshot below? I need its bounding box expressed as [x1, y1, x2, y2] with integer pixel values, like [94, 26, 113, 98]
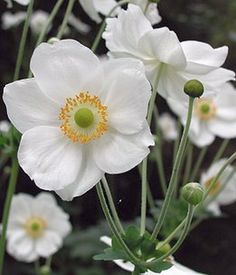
[0, 120, 11, 133]
[4, 0, 29, 8]
[6, 193, 71, 262]
[30, 10, 49, 35]
[79, 0, 118, 23]
[130, 0, 162, 25]
[168, 82, 236, 147]
[103, 4, 234, 102]
[100, 236, 206, 274]
[200, 159, 236, 216]
[1, 12, 26, 30]
[158, 113, 178, 141]
[3, 39, 154, 200]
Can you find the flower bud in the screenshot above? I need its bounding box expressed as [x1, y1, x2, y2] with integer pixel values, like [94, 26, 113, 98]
[157, 242, 171, 254]
[39, 266, 51, 275]
[47, 37, 60, 44]
[181, 182, 204, 205]
[184, 79, 204, 98]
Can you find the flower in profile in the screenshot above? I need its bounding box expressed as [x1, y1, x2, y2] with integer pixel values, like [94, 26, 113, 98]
[4, 0, 29, 8]
[103, 4, 234, 102]
[3, 39, 153, 200]
[30, 10, 49, 35]
[0, 120, 11, 133]
[168, 82, 236, 147]
[130, 0, 162, 25]
[79, 0, 118, 23]
[6, 193, 71, 262]
[1, 12, 26, 30]
[200, 159, 236, 216]
[158, 113, 178, 141]
[100, 236, 206, 274]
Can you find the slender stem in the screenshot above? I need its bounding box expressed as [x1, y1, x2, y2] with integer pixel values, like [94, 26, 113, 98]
[96, 183, 141, 266]
[203, 152, 236, 199]
[140, 157, 148, 235]
[101, 176, 125, 234]
[183, 142, 193, 185]
[190, 147, 207, 181]
[28, 0, 65, 77]
[34, 260, 40, 275]
[0, 156, 19, 275]
[57, 0, 75, 39]
[13, 0, 35, 81]
[151, 97, 195, 240]
[212, 139, 229, 163]
[172, 120, 182, 167]
[91, 0, 130, 53]
[148, 205, 194, 268]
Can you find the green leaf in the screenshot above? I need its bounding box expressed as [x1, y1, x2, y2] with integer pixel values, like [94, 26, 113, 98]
[148, 261, 172, 273]
[93, 248, 127, 261]
[123, 225, 143, 250]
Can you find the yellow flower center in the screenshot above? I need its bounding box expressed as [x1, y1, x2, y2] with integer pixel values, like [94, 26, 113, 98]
[25, 217, 47, 238]
[204, 177, 221, 195]
[195, 98, 217, 120]
[59, 92, 108, 144]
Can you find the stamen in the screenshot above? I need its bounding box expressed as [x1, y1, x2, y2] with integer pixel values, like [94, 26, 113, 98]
[195, 98, 217, 120]
[25, 217, 47, 238]
[204, 177, 221, 195]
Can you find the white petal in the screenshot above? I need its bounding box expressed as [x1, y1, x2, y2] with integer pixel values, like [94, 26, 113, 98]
[101, 58, 151, 134]
[30, 39, 101, 105]
[35, 192, 57, 206]
[103, 4, 152, 57]
[56, 148, 104, 200]
[18, 126, 82, 190]
[93, 125, 153, 174]
[3, 78, 59, 133]
[79, 0, 102, 23]
[35, 230, 62, 257]
[189, 122, 215, 147]
[93, 0, 119, 16]
[208, 118, 236, 139]
[138, 28, 186, 69]
[181, 41, 228, 74]
[15, 0, 29, 5]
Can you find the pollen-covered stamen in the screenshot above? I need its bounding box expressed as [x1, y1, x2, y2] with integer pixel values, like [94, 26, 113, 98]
[25, 217, 47, 238]
[59, 92, 108, 143]
[195, 98, 217, 120]
[204, 177, 221, 195]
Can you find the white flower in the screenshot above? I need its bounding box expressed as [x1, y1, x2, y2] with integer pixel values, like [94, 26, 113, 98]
[130, 0, 161, 25]
[0, 120, 11, 133]
[158, 113, 178, 141]
[3, 39, 154, 200]
[168, 82, 236, 147]
[6, 192, 71, 262]
[4, 0, 29, 8]
[68, 14, 91, 34]
[1, 12, 26, 30]
[30, 10, 49, 34]
[100, 236, 206, 274]
[200, 159, 236, 216]
[79, 0, 118, 23]
[103, 4, 234, 102]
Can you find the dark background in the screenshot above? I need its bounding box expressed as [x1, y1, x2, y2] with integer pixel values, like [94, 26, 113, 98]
[0, 0, 236, 274]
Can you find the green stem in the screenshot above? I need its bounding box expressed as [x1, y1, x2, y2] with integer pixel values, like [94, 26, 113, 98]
[190, 147, 207, 181]
[57, 0, 75, 39]
[212, 139, 229, 164]
[34, 259, 40, 275]
[140, 157, 148, 235]
[172, 119, 182, 167]
[0, 156, 19, 275]
[101, 176, 125, 234]
[13, 0, 35, 81]
[183, 142, 193, 185]
[28, 0, 65, 77]
[96, 183, 140, 266]
[151, 97, 195, 240]
[91, 0, 130, 53]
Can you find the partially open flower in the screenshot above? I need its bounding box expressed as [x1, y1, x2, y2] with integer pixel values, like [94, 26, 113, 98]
[200, 159, 236, 216]
[6, 193, 71, 262]
[3, 39, 154, 200]
[30, 10, 49, 34]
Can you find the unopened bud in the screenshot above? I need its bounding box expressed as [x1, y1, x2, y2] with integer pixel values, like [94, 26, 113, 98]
[181, 182, 204, 205]
[184, 79, 204, 98]
[157, 242, 171, 254]
[47, 37, 60, 44]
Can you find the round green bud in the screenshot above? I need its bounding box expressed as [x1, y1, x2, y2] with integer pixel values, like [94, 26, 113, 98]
[74, 108, 94, 128]
[47, 37, 60, 44]
[39, 266, 51, 275]
[181, 182, 204, 205]
[184, 79, 204, 98]
[157, 242, 171, 254]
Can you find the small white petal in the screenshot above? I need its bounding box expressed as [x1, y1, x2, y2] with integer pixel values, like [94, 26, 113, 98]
[3, 78, 59, 133]
[189, 122, 215, 147]
[18, 126, 83, 190]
